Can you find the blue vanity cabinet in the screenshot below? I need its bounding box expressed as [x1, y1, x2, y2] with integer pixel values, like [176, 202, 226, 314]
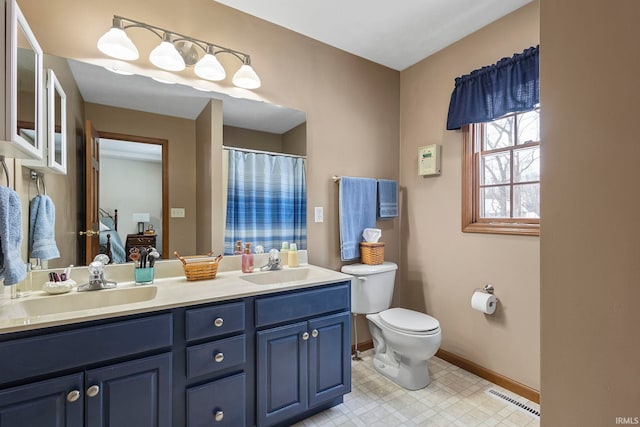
[255, 282, 351, 427]
[0, 280, 351, 427]
[0, 373, 84, 427]
[0, 313, 173, 427]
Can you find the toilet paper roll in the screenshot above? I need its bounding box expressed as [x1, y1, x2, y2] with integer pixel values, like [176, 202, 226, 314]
[471, 291, 497, 314]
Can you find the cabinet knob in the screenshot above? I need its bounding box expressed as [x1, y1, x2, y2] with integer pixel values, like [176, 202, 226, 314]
[213, 317, 224, 327]
[86, 385, 100, 397]
[311, 329, 319, 338]
[302, 332, 309, 340]
[214, 352, 224, 363]
[66, 390, 81, 403]
[214, 410, 224, 422]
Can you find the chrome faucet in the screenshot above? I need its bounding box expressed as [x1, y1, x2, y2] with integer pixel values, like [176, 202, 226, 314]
[260, 249, 282, 271]
[78, 257, 117, 291]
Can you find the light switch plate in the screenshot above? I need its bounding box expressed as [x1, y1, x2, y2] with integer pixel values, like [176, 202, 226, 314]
[171, 208, 185, 218]
[314, 207, 323, 223]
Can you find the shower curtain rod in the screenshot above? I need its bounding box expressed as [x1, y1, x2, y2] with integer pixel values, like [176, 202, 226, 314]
[222, 146, 307, 160]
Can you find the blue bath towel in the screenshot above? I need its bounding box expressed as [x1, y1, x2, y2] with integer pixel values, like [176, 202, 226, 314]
[339, 177, 377, 261]
[377, 179, 398, 219]
[0, 187, 26, 285]
[29, 195, 60, 260]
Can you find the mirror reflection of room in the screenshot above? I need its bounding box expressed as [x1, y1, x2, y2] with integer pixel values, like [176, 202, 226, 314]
[98, 139, 163, 264]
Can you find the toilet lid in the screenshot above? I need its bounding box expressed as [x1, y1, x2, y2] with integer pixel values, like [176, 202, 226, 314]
[379, 308, 440, 333]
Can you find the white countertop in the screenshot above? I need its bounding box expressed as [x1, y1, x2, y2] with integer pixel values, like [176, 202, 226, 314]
[0, 262, 353, 334]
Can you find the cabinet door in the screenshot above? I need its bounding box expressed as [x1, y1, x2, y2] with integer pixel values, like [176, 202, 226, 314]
[256, 322, 308, 427]
[0, 373, 83, 427]
[308, 312, 351, 407]
[85, 353, 172, 427]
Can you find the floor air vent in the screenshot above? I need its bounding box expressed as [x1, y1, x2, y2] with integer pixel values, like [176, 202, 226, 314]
[486, 389, 540, 417]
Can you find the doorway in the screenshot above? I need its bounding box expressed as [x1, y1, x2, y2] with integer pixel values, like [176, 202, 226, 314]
[95, 132, 169, 262]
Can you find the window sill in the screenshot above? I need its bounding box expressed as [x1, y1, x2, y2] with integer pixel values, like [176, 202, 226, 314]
[462, 222, 540, 236]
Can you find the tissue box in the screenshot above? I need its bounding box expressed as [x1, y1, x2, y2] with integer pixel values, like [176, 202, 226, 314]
[360, 242, 384, 265]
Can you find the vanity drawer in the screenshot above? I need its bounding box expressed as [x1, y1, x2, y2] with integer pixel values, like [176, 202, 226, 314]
[255, 282, 350, 328]
[186, 335, 246, 379]
[0, 314, 173, 385]
[185, 302, 245, 342]
[187, 373, 246, 427]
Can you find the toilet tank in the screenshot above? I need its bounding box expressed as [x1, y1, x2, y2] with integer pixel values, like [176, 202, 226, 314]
[341, 262, 398, 314]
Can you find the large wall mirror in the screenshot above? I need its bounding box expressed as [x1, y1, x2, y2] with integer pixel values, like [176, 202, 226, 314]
[33, 55, 306, 267]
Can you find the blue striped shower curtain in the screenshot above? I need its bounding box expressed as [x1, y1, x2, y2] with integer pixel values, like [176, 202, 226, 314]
[224, 150, 307, 255]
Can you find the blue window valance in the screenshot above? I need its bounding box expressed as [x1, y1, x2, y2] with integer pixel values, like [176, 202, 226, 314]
[446, 45, 539, 130]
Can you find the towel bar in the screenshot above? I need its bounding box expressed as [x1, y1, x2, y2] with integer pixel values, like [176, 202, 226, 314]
[30, 170, 47, 195]
[0, 156, 9, 187]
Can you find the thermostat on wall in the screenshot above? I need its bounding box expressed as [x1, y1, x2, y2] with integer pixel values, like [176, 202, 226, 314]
[418, 144, 441, 176]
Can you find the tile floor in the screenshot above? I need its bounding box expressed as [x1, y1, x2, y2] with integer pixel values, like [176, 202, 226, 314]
[294, 350, 540, 427]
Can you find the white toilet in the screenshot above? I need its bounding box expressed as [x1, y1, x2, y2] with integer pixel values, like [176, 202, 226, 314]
[341, 262, 441, 390]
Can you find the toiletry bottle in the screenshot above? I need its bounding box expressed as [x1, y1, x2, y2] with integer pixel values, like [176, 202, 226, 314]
[288, 243, 299, 268]
[234, 240, 243, 255]
[242, 243, 254, 273]
[280, 242, 289, 267]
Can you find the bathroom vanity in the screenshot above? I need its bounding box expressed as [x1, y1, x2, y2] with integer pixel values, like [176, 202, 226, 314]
[0, 263, 352, 427]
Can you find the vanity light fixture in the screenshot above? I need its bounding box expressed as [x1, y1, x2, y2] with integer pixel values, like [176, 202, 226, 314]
[97, 15, 261, 89]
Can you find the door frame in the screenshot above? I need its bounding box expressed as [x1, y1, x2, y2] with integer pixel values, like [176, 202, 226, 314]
[97, 131, 170, 260]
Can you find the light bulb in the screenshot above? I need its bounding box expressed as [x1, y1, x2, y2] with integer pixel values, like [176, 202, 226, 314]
[232, 63, 261, 89]
[97, 27, 139, 61]
[149, 34, 185, 72]
[194, 47, 226, 81]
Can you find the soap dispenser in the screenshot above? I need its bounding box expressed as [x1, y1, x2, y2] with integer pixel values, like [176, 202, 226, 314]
[234, 240, 243, 255]
[288, 243, 299, 268]
[280, 242, 289, 267]
[242, 243, 254, 273]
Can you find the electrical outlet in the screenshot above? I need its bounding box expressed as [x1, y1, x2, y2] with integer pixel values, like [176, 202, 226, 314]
[171, 208, 185, 218]
[314, 207, 323, 223]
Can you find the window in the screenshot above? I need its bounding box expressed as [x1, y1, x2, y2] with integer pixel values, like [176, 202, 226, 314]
[462, 108, 540, 236]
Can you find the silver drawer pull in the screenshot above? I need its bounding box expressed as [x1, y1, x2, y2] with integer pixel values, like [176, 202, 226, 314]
[214, 352, 224, 363]
[311, 329, 319, 338]
[213, 317, 224, 327]
[86, 385, 100, 397]
[302, 332, 309, 340]
[66, 390, 80, 403]
[214, 410, 224, 421]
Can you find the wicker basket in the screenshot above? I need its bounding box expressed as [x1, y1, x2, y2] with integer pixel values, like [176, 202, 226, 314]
[174, 251, 223, 281]
[360, 242, 385, 265]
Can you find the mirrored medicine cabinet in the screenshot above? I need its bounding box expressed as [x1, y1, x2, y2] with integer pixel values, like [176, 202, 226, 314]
[1, 0, 44, 160]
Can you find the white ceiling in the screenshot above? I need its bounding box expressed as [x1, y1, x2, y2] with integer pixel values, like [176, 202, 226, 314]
[100, 139, 162, 162]
[215, 0, 533, 70]
[68, 60, 306, 134]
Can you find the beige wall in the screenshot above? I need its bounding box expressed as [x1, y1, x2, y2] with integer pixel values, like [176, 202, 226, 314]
[84, 103, 197, 257]
[223, 126, 284, 153]
[540, 0, 640, 424]
[399, 2, 540, 390]
[18, 0, 401, 272]
[282, 123, 307, 156]
[195, 99, 224, 255]
[224, 122, 307, 156]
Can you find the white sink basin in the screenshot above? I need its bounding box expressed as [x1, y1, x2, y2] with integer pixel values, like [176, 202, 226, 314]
[2, 286, 158, 318]
[240, 267, 325, 285]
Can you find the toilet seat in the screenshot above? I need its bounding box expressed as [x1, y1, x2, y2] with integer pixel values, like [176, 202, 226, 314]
[379, 308, 440, 336]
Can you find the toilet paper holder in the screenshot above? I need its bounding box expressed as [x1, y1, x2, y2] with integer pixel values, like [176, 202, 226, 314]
[473, 284, 500, 302]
